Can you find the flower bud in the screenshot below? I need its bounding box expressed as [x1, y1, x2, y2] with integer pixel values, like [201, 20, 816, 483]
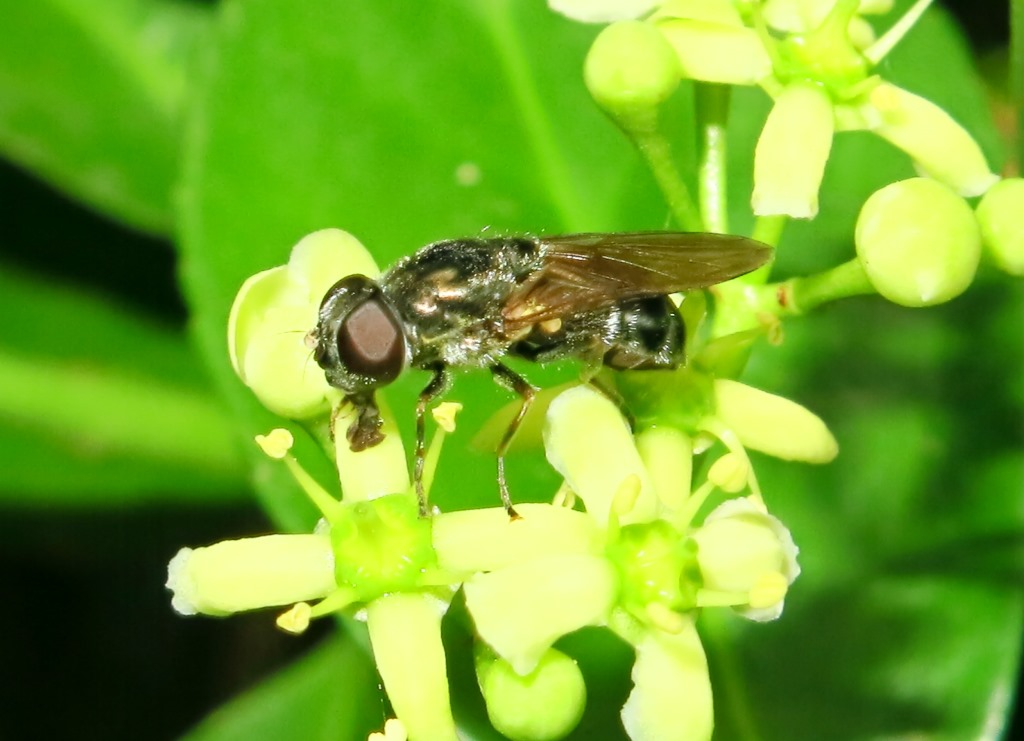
[476, 647, 586, 741]
[976, 177, 1024, 276]
[585, 21, 681, 131]
[855, 177, 981, 306]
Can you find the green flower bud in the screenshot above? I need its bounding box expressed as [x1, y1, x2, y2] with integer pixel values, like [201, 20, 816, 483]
[855, 177, 981, 306]
[620, 622, 713, 741]
[476, 647, 586, 741]
[976, 177, 1024, 276]
[584, 21, 681, 132]
[544, 386, 657, 527]
[166, 534, 335, 616]
[713, 379, 838, 463]
[464, 553, 617, 675]
[692, 498, 799, 621]
[753, 81, 835, 219]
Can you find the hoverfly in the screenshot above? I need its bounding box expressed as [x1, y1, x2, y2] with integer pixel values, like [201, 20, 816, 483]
[312, 232, 772, 516]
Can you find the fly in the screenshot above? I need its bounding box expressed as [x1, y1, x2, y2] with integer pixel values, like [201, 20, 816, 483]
[311, 232, 772, 516]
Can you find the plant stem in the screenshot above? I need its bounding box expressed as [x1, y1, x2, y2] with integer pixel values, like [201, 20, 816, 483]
[751, 214, 787, 248]
[776, 257, 875, 314]
[633, 127, 703, 231]
[696, 83, 731, 233]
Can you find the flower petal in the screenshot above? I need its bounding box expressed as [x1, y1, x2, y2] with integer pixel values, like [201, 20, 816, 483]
[694, 497, 800, 621]
[753, 82, 835, 219]
[432, 503, 603, 574]
[366, 593, 459, 741]
[548, 0, 658, 23]
[713, 379, 838, 463]
[869, 83, 998, 197]
[166, 534, 335, 616]
[620, 620, 713, 741]
[464, 554, 617, 675]
[333, 396, 410, 502]
[657, 19, 771, 85]
[544, 386, 656, 527]
[286, 228, 382, 302]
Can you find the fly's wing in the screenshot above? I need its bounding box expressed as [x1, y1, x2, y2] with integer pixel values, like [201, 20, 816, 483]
[502, 232, 772, 330]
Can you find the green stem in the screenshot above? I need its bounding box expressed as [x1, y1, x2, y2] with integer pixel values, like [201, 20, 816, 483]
[751, 214, 788, 249]
[1013, 0, 1024, 171]
[776, 257, 875, 315]
[696, 84, 731, 233]
[633, 127, 703, 231]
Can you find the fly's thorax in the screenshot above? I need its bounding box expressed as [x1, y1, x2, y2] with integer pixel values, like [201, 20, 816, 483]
[379, 237, 545, 370]
[314, 274, 410, 393]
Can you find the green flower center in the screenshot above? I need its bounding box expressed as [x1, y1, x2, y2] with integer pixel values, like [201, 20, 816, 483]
[331, 493, 437, 600]
[607, 520, 701, 623]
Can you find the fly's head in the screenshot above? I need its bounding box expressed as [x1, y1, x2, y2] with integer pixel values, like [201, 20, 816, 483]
[312, 275, 409, 395]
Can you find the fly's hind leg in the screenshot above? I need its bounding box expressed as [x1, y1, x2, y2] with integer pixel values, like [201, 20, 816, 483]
[415, 365, 450, 517]
[489, 363, 536, 519]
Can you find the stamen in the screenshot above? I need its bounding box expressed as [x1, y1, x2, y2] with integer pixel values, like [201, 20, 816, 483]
[255, 428, 294, 459]
[864, 0, 935, 65]
[256, 429, 344, 521]
[276, 602, 312, 634]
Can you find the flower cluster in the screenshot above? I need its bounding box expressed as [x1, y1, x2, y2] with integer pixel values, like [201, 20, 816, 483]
[167, 229, 837, 741]
[578, 0, 997, 219]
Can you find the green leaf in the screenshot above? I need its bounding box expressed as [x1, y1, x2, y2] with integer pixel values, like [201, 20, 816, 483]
[0, 264, 246, 506]
[180, 634, 382, 741]
[0, 0, 208, 233]
[178, 0, 666, 527]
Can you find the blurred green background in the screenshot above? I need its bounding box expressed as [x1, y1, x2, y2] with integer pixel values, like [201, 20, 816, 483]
[0, 1, 1020, 739]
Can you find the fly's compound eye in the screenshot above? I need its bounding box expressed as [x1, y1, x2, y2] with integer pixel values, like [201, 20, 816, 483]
[336, 296, 405, 384]
[315, 275, 407, 391]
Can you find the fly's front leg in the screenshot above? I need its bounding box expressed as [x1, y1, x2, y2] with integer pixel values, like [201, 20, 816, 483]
[415, 365, 450, 517]
[490, 363, 536, 519]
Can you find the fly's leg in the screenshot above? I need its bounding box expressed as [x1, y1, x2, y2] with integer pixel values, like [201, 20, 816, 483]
[415, 365, 450, 517]
[490, 363, 536, 519]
